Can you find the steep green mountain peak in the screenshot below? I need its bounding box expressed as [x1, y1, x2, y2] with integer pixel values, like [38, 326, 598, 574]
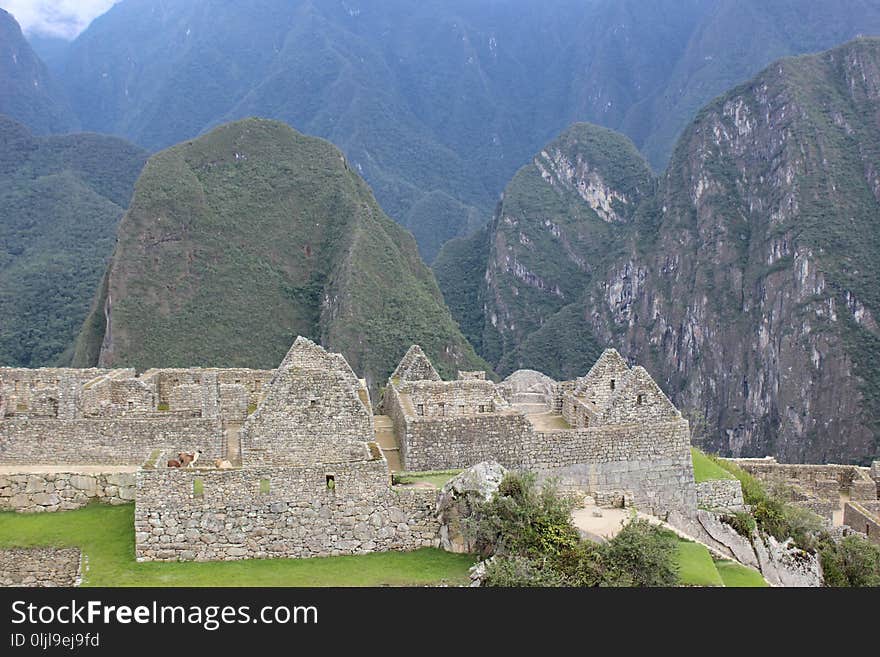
[73, 118, 489, 387]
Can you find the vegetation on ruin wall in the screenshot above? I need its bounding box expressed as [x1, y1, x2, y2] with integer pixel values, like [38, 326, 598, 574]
[0, 116, 147, 368]
[711, 455, 880, 586]
[72, 119, 489, 384]
[0, 504, 473, 587]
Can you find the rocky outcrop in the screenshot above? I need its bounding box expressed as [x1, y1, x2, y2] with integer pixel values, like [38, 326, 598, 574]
[497, 369, 556, 409]
[692, 509, 822, 587]
[436, 461, 507, 553]
[754, 534, 823, 588]
[441, 39, 880, 464]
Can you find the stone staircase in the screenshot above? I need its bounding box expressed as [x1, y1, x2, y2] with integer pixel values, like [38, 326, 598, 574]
[373, 415, 401, 472]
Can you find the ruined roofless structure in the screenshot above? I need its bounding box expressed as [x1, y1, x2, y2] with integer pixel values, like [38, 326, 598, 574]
[383, 346, 697, 516]
[1, 337, 698, 560]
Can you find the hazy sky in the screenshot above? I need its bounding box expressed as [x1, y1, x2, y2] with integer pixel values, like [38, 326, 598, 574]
[2, 0, 118, 39]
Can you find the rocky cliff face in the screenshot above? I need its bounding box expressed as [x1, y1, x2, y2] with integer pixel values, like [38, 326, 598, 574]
[438, 38, 880, 464]
[608, 38, 880, 463]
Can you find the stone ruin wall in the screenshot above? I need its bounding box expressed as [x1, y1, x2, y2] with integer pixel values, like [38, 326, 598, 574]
[384, 383, 411, 467]
[0, 418, 223, 465]
[135, 460, 439, 561]
[731, 458, 879, 523]
[397, 379, 505, 417]
[843, 501, 880, 545]
[0, 470, 136, 512]
[731, 459, 878, 501]
[241, 369, 373, 467]
[386, 376, 697, 517]
[0, 368, 119, 419]
[399, 412, 534, 472]
[457, 371, 486, 380]
[695, 479, 746, 512]
[562, 395, 593, 428]
[527, 421, 697, 518]
[0, 548, 82, 587]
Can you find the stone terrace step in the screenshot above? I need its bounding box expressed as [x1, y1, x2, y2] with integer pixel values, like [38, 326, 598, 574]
[512, 403, 551, 415]
[511, 392, 548, 404]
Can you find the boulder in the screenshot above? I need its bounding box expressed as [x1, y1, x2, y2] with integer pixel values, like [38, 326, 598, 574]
[436, 461, 506, 553]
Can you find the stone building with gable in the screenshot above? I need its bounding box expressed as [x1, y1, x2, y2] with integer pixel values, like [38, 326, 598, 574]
[384, 346, 698, 517]
[2, 336, 705, 560]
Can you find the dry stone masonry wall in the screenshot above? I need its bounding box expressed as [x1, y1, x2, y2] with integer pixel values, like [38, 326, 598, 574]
[0, 548, 82, 587]
[0, 470, 136, 512]
[695, 479, 745, 511]
[385, 346, 698, 518]
[135, 462, 439, 561]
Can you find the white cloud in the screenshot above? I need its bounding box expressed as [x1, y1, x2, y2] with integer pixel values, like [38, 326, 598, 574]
[1, 0, 119, 39]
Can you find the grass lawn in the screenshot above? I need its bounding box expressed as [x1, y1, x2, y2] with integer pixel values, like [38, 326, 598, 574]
[393, 470, 462, 489]
[0, 504, 475, 587]
[674, 540, 724, 586]
[691, 448, 736, 483]
[715, 560, 768, 587]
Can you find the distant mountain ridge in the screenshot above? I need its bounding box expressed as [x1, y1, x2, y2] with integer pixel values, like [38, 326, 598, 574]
[0, 9, 77, 135]
[436, 38, 880, 464]
[0, 114, 147, 367]
[46, 0, 880, 260]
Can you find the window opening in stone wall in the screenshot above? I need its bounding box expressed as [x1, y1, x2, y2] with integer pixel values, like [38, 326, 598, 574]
[417, 404, 425, 416]
[479, 405, 486, 413]
[439, 402, 445, 416]
[610, 379, 616, 391]
[326, 474, 336, 490]
[260, 478, 270, 494]
[310, 398, 318, 408]
[637, 394, 644, 405]
[127, 401, 134, 409]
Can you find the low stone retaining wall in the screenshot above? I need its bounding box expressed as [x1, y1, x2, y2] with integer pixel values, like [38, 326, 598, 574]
[696, 479, 745, 511]
[0, 471, 136, 512]
[0, 548, 82, 586]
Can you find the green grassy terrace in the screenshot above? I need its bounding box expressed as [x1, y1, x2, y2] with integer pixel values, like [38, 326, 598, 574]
[691, 447, 736, 483]
[0, 504, 474, 587]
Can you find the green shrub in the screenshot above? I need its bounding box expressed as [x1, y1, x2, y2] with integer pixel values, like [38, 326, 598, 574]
[721, 511, 757, 538]
[468, 472, 579, 558]
[482, 556, 566, 587]
[599, 520, 679, 587]
[471, 473, 680, 587]
[156, 402, 170, 412]
[819, 535, 880, 587]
